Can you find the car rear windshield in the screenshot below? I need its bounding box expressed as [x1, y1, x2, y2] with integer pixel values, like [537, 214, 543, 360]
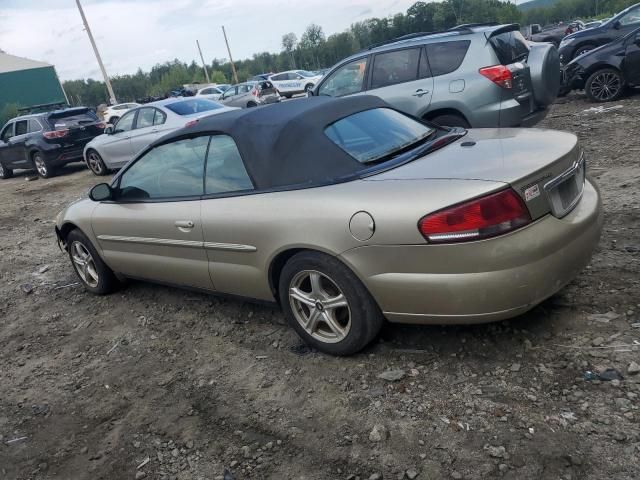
[489, 30, 529, 64]
[46, 109, 98, 129]
[165, 99, 224, 116]
[324, 108, 434, 164]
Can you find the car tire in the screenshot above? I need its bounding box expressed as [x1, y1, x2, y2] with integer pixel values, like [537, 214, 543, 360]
[247, 101, 258, 108]
[32, 151, 55, 178]
[86, 149, 109, 176]
[573, 44, 595, 59]
[278, 251, 384, 356]
[66, 229, 119, 295]
[585, 68, 624, 102]
[285, 94, 292, 99]
[429, 114, 471, 129]
[0, 163, 13, 179]
[108, 116, 119, 124]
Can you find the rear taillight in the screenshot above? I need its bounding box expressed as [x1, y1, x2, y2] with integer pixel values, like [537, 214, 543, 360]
[43, 129, 69, 139]
[418, 189, 531, 243]
[184, 119, 198, 128]
[479, 65, 513, 89]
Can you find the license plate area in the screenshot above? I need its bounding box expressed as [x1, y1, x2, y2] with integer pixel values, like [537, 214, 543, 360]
[544, 154, 585, 218]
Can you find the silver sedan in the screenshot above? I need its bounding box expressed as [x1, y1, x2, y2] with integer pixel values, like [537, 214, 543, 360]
[83, 98, 237, 175]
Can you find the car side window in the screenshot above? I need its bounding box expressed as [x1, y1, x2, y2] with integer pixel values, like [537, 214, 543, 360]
[271, 73, 285, 81]
[153, 109, 166, 126]
[426, 41, 471, 77]
[14, 120, 28, 136]
[318, 57, 368, 97]
[619, 6, 640, 26]
[222, 87, 237, 99]
[201, 88, 213, 94]
[28, 119, 42, 133]
[370, 48, 421, 89]
[205, 135, 253, 195]
[136, 108, 155, 129]
[114, 111, 136, 133]
[118, 136, 209, 200]
[0, 123, 13, 142]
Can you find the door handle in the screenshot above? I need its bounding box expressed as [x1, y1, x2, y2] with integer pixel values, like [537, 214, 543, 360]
[175, 220, 195, 231]
[413, 89, 430, 97]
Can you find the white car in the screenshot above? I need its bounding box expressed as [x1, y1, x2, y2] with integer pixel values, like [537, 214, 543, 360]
[103, 102, 140, 124]
[268, 70, 323, 98]
[196, 84, 232, 101]
[83, 98, 237, 176]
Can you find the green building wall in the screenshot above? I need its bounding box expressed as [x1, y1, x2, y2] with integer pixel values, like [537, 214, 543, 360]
[0, 66, 66, 111]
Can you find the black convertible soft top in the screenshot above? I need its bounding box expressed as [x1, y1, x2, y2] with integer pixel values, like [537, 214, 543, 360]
[177, 95, 391, 190]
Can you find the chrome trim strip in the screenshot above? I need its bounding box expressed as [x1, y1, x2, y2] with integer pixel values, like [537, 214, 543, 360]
[97, 235, 203, 248]
[97, 235, 257, 252]
[204, 242, 257, 252]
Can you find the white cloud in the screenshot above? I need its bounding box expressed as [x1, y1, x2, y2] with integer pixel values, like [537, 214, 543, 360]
[0, 0, 418, 80]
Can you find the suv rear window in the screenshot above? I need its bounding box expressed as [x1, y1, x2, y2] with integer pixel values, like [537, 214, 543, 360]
[46, 109, 98, 129]
[165, 99, 223, 116]
[426, 41, 471, 77]
[489, 31, 529, 65]
[324, 108, 434, 164]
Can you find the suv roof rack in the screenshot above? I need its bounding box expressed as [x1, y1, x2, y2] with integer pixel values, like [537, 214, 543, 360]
[448, 22, 499, 31]
[365, 29, 462, 50]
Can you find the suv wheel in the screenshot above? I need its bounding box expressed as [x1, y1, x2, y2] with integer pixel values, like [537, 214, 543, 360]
[429, 114, 471, 129]
[585, 68, 623, 102]
[573, 44, 595, 59]
[279, 251, 384, 356]
[86, 150, 109, 176]
[0, 163, 13, 179]
[67, 229, 119, 294]
[33, 152, 55, 178]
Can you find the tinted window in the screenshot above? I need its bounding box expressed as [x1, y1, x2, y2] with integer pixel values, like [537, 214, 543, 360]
[118, 136, 208, 200]
[28, 119, 42, 133]
[200, 88, 214, 94]
[325, 108, 434, 163]
[488, 32, 528, 65]
[205, 135, 253, 194]
[14, 120, 28, 136]
[114, 111, 136, 133]
[619, 5, 640, 26]
[271, 73, 286, 81]
[426, 41, 471, 76]
[165, 99, 223, 115]
[318, 58, 368, 97]
[136, 108, 155, 129]
[0, 123, 13, 142]
[47, 109, 98, 128]
[371, 48, 421, 89]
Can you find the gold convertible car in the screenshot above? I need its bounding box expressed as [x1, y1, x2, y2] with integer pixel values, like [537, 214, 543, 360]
[56, 96, 603, 355]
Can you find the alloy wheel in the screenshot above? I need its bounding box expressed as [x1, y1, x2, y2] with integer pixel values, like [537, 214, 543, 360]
[87, 152, 104, 175]
[34, 155, 48, 177]
[590, 71, 621, 101]
[71, 241, 100, 288]
[288, 270, 351, 343]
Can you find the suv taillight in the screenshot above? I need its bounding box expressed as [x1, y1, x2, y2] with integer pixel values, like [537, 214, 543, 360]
[418, 189, 531, 243]
[43, 129, 69, 139]
[479, 65, 513, 89]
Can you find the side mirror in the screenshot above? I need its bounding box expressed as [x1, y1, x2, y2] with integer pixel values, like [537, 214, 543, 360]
[613, 20, 621, 29]
[531, 25, 541, 35]
[89, 183, 113, 202]
[104, 125, 114, 134]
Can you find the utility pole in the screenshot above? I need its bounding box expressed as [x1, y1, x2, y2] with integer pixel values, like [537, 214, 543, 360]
[196, 40, 211, 84]
[75, 0, 117, 105]
[222, 26, 239, 84]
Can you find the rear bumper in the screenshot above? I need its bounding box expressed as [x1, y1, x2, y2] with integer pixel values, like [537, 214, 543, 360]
[499, 99, 549, 127]
[41, 142, 93, 165]
[339, 179, 602, 324]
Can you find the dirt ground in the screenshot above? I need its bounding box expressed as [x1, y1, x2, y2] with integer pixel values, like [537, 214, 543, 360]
[1, 92, 639, 480]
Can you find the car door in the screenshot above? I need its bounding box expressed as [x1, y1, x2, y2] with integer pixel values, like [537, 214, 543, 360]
[128, 107, 169, 156]
[5, 120, 30, 167]
[220, 86, 239, 107]
[92, 135, 212, 289]
[199, 135, 263, 297]
[0, 122, 15, 167]
[365, 47, 434, 117]
[235, 84, 252, 107]
[623, 30, 640, 85]
[99, 110, 137, 167]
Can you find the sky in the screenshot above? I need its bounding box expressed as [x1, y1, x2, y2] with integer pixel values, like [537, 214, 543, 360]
[0, 0, 419, 80]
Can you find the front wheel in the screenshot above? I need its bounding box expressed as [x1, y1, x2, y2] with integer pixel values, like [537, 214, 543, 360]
[279, 251, 384, 356]
[86, 150, 109, 176]
[429, 114, 471, 129]
[585, 68, 624, 102]
[0, 162, 13, 179]
[33, 152, 55, 178]
[573, 44, 595, 60]
[66, 229, 119, 295]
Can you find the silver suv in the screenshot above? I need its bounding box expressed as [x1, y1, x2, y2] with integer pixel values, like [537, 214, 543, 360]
[311, 24, 560, 128]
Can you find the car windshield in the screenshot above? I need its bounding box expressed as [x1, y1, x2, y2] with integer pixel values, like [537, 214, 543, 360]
[324, 108, 435, 164]
[296, 70, 315, 77]
[165, 99, 223, 116]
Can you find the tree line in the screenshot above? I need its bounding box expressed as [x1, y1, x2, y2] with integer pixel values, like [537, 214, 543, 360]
[26, 0, 640, 110]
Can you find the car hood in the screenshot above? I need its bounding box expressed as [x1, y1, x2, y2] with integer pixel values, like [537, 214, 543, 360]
[563, 26, 604, 42]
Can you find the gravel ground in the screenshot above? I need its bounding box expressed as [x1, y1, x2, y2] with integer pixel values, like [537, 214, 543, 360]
[0, 93, 639, 480]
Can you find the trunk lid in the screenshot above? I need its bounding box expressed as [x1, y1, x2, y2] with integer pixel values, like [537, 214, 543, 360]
[366, 128, 583, 220]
